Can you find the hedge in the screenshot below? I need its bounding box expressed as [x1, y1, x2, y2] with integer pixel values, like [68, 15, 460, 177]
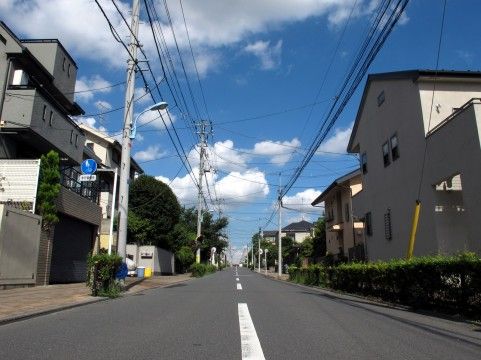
[86, 252, 123, 297]
[190, 263, 217, 277]
[289, 253, 481, 318]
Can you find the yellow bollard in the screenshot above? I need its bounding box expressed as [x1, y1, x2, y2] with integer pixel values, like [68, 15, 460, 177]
[144, 267, 152, 278]
[407, 200, 421, 260]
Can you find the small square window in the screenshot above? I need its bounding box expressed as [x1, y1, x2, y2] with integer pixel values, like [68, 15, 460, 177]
[361, 153, 368, 174]
[42, 105, 47, 121]
[390, 135, 399, 161]
[382, 141, 390, 167]
[377, 90, 385, 107]
[365, 212, 373, 236]
[49, 111, 53, 126]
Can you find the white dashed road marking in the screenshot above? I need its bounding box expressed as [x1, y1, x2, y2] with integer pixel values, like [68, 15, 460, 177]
[237, 283, 243, 290]
[238, 303, 265, 360]
[236, 278, 239, 281]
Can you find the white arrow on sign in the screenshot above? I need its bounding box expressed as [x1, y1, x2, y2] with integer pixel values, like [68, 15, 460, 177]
[79, 174, 97, 182]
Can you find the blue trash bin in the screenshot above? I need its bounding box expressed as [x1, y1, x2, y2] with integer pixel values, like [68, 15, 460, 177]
[137, 266, 145, 278]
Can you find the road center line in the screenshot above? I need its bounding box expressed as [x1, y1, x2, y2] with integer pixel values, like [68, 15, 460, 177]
[238, 303, 266, 360]
[237, 283, 243, 290]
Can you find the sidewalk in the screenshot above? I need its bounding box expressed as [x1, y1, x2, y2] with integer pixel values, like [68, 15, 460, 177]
[0, 274, 192, 325]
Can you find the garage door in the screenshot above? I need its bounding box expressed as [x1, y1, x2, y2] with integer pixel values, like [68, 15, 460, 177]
[49, 214, 94, 283]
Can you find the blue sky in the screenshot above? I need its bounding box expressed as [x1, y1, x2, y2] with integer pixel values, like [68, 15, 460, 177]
[2, 0, 480, 258]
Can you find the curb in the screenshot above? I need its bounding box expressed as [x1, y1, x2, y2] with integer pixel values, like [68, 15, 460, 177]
[0, 297, 108, 326]
[259, 271, 481, 326]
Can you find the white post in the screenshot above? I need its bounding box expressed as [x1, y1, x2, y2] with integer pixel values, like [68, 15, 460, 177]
[258, 228, 261, 273]
[264, 249, 268, 274]
[108, 167, 118, 255]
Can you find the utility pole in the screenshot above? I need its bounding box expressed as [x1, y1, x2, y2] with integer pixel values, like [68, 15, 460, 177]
[251, 240, 254, 269]
[117, 0, 140, 260]
[278, 173, 282, 277]
[196, 120, 210, 263]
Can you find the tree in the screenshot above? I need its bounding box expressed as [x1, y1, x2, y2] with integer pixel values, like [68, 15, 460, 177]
[311, 218, 326, 259]
[128, 175, 181, 249]
[175, 246, 195, 273]
[36, 150, 61, 231]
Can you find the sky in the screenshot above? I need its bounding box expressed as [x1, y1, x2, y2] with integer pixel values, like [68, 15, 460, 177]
[2, 0, 480, 261]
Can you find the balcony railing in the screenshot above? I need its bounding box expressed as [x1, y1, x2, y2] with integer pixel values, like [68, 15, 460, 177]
[60, 166, 99, 203]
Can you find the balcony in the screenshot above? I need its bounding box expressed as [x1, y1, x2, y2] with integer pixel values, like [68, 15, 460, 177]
[61, 166, 99, 203]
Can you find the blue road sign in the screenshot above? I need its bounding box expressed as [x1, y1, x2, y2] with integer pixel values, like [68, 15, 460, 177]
[81, 159, 97, 175]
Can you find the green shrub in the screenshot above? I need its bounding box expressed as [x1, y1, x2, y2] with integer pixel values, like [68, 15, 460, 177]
[86, 252, 123, 298]
[288, 253, 481, 318]
[189, 263, 217, 277]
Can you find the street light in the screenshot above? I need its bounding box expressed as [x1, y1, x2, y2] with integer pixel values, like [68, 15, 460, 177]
[117, 101, 168, 260]
[130, 101, 168, 140]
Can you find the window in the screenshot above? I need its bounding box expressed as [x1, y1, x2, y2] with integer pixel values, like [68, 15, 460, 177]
[365, 212, 373, 236]
[67, 63, 71, 77]
[0, 33, 6, 45]
[86, 142, 94, 150]
[49, 111, 53, 126]
[390, 134, 399, 161]
[70, 130, 74, 144]
[382, 141, 390, 167]
[377, 90, 385, 107]
[62, 57, 66, 71]
[384, 209, 392, 240]
[361, 152, 368, 174]
[75, 134, 79, 147]
[344, 203, 350, 222]
[42, 105, 47, 121]
[11, 69, 29, 86]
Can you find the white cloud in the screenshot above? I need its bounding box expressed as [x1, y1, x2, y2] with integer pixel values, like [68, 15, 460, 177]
[133, 145, 165, 162]
[253, 138, 301, 165]
[134, 87, 151, 105]
[75, 75, 113, 102]
[75, 116, 108, 133]
[318, 125, 352, 154]
[244, 40, 283, 70]
[137, 108, 175, 130]
[94, 100, 112, 111]
[0, 0, 383, 75]
[283, 188, 322, 213]
[208, 140, 250, 172]
[157, 168, 269, 207]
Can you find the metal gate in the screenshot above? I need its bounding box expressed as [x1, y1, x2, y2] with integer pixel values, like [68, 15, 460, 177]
[49, 214, 94, 283]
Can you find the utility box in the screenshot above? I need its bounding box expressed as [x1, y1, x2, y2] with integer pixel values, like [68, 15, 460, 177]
[0, 205, 42, 288]
[126, 244, 175, 275]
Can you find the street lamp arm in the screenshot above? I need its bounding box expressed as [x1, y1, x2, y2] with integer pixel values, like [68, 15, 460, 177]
[130, 101, 168, 139]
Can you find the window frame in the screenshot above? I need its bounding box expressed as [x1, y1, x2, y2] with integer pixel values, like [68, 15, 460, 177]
[365, 212, 373, 236]
[382, 141, 390, 167]
[390, 134, 399, 161]
[361, 152, 368, 174]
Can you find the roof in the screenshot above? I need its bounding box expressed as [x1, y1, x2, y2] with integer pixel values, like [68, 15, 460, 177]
[311, 169, 361, 206]
[347, 69, 481, 153]
[282, 220, 313, 232]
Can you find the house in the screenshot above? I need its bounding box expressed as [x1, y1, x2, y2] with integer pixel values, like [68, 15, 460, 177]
[79, 124, 144, 252]
[347, 70, 481, 261]
[0, 22, 102, 284]
[311, 169, 365, 261]
[262, 220, 314, 244]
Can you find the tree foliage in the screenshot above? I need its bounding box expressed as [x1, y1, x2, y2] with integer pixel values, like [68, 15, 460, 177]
[36, 150, 61, 230]
[128, 175, 181, 249]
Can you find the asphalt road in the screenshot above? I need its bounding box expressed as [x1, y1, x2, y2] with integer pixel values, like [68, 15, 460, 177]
[1, 267, 481, 359]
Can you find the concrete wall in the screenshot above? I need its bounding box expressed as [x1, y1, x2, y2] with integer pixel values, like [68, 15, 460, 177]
[126, 244, 175, 275]
[352, 78, 481, 261]
[22, 41, 77, 103]
[424, 103, 481, 255]
[0, 205, 41, 288]
[1, 88, 84, 163]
